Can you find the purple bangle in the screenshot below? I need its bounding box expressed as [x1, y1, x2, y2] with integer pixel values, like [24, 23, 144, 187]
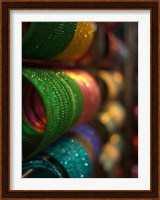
[71, 124, 101, 158]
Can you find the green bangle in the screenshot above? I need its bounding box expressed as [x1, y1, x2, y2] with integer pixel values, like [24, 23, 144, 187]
[22, 68, 83, 160]
[22, 22, 77, 59]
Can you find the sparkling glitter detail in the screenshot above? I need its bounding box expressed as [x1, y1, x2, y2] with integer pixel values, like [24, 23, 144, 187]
[22, 22, 77, 59]
[64, 70, 101, 124]
[22, 68, 83, 160]
[56, 22, 94, 61]
[44, 137, 92, 178]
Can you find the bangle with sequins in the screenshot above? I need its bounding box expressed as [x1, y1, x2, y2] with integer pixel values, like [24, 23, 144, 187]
[23, 136, 93, 178]
[22, 68, 83, 160]
[22, 22, 94, 61]
[64, 70, 101, 125]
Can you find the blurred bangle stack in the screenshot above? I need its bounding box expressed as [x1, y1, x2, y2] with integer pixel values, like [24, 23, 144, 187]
[22, 22, 138, 178]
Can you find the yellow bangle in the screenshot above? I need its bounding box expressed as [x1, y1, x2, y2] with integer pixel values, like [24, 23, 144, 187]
[55, 22, 94, 61]
[99, 70, 117, 99]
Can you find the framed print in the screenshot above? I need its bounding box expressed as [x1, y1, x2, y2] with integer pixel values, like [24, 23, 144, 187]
[1, 0, 159, 199]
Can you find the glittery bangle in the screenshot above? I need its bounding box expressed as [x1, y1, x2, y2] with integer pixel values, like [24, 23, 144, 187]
[44, 136, 93, 178]
[64, 70, 101, 124]
[22, 68, 83, 160]
[22, 22, 77, 59]
[71, 124, 101, 158]
[22, 136, 92, 178]
[55, 22, 94, 61]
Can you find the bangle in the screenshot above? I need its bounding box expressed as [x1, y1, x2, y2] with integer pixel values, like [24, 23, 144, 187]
[65, 70, 101, 124]
[55, 22, 94, 61]
[23, 81, 46, 133]
[71, 124, 101, 158]
[23, 158, 64, 178]
[22, 68, 83, 160]
[23, 136, 92, 178]
[22, 22, 77, 59]
[44, 136, 93, 178]
[99, 31, 128, 68]
[99, 70, 117, 99]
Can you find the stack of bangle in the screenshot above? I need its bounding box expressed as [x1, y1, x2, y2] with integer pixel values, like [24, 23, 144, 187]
[64, 70, 101, 125]
[23, 158, 65, 178]
[22, 68, 83, 160]
[23, 136, 93, 178]
[22, 22, 94, 61]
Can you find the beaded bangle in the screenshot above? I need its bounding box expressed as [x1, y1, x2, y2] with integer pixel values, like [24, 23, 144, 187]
[22, 68, 83, 160]
[44, 136, 93, 178]
[22, 22, 77, 59]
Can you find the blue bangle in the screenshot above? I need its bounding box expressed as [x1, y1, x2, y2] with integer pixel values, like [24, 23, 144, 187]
[44, 136, 93, 178]
[23, 158, 63, 178]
